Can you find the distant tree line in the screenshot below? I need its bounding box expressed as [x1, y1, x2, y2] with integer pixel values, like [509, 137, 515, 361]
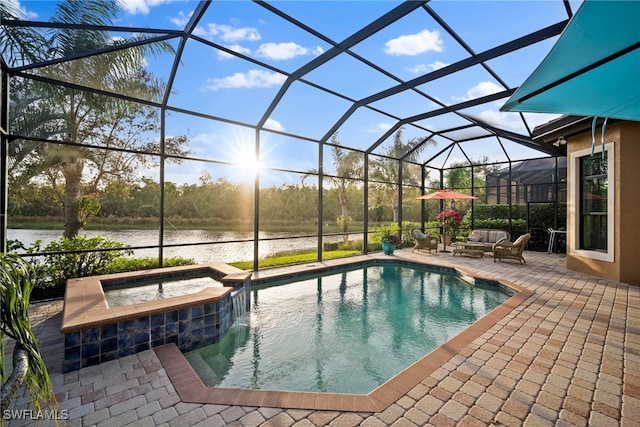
[8, 174, 430, 229]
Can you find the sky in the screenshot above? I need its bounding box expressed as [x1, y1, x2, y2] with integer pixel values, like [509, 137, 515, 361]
[9, 0, 583, 186]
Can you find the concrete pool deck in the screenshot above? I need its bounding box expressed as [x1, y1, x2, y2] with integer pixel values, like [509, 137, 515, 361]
[5, 249, 640, 426]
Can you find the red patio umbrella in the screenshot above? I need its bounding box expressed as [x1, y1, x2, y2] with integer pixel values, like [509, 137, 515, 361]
[415, 189, 478, 200]
[415, 189, 478, 252]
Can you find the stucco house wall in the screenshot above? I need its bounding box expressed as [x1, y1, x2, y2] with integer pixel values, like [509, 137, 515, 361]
[565, 121, 640, 284]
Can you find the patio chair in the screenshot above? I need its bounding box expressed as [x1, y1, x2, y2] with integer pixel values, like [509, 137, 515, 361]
[410, 228, 439, 254]
[493, 233, 531, 264]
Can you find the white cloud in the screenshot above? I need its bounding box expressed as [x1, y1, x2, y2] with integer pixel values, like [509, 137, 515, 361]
[120, 0, 168, 15]
[476, 110, 524, 131]
[453, 81, 504, 102]
[5, 0, 38, 18]
[217, 44, 252, 60]
[407, 61, 449, 74]
[467, 81, 503, 99]
[170, 11, 191, 28]
[264, 118, 285, 132]
[205, 23, 261, 42]
[205, 69, 287, 90]
[255, 42, 322, 61]
[367, 122, 393, 133]
[384, 29, 443, 56]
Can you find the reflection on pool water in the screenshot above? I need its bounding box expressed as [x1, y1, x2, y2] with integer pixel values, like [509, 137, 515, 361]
[185, 262, 511, 394]
[102, 275, 224, 307]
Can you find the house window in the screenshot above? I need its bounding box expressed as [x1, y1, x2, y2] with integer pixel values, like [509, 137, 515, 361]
[579, 153, 608, 251]
[569, 142, 614, 262]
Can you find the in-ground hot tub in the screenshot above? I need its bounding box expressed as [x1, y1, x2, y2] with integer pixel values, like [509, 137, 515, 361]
[60, 262, 251, 372]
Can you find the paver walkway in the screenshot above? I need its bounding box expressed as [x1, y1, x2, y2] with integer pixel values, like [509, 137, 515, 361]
[4, 249, 640, 426]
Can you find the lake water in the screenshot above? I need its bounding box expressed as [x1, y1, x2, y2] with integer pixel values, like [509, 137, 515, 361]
[7, 229, 360, 264]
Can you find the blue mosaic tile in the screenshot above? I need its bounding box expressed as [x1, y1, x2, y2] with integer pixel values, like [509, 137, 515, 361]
[135, 330, 149, 345]
[82, 327, 100, 344]
[135, 343, 150, 352]
[64, 346, 80, 361]
[204, 313, 218, 326]
[117, 330, 134, 350]
[65, 332, 80, 347]
[101, 323, 117, 339]
[177, 332, 190, 348]
[150, 313, 165, 327]
[82, 343, 99, 358]
[118, 346, 135, 358]
[191, 317, 203, 331]
[204, 303, 217, 314]
[203, 324, 218, 338]
[165, 310, 178, 323]
[165, 335, 178, 345]
[179, 320, 191, 334]
[86, 355, 100, 367]
[102, 351, 118, 362]
[134, 317, 149, 331]
[118, 320, 134, 334]
[202, 334, 217, 347]
[151, 338, 165, 347]
[190, 329, 203, 343]
[191, 306, 203, 318]
[179, 307, 191, 321]
[183, 341, 196, 352]
[151, 326, 164, 340]
[102, 337, 117, 352]
[165, 322, 178, 338]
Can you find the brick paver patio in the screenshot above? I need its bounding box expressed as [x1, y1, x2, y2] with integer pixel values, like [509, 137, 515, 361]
[4, 249, 640, 426]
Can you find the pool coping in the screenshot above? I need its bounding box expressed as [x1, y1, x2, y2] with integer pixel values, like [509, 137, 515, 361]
[154, 254, 534, 412]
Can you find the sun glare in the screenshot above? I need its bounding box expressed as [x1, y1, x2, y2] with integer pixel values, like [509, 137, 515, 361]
[223, 130, 263, 179]
[236, 147, 261, 172]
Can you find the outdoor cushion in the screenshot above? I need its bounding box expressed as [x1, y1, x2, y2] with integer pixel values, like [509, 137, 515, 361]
[467, 231, 482, 242]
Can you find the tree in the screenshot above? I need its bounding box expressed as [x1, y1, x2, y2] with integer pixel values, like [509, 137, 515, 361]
[304, 133, 363, 241]
[0, 2, 49, 67]
[7, 0, 184, 237]
[370, 127, 434, 222]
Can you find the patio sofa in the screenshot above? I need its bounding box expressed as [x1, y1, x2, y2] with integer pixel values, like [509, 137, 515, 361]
[464, 229, 510, 252]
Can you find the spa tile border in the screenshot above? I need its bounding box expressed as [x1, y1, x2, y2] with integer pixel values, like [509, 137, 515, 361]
[155, 256, 532, 412]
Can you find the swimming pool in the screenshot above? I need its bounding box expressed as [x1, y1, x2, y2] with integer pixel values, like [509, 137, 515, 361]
[184, 261, 512, 394]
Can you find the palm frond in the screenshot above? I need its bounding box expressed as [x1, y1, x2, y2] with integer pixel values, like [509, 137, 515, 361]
[0, 254, 57, 413]
[0, 2, 49, 67]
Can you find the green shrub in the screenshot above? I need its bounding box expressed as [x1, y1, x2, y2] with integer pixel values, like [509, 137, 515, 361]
[15, 236, 196, 297]
[36, 236, 133, 289]
[474, 204, 526, 220]
[104, 256, 195, 274]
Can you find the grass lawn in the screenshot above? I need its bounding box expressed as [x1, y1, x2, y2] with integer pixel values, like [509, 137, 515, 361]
[229, 250, 361, 270]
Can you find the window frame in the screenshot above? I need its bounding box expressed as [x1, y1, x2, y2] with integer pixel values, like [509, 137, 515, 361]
[569, 142, 615, 262]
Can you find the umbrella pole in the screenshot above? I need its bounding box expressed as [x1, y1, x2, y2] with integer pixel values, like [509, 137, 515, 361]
[440, 227, 451, 253]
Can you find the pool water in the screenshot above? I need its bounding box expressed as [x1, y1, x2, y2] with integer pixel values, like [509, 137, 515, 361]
[103, 275, 223, 307]
[184, 263, 510, 394]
